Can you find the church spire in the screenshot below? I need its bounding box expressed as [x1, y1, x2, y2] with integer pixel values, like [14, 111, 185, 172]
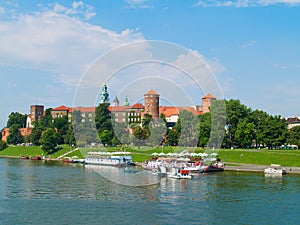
[113, 96, 119, 106]
[99, 84, 110, 104]
[123, 96, 129, 106]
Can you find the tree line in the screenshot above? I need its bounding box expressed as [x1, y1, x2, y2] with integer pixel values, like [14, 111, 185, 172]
[1, 99, 300, 152]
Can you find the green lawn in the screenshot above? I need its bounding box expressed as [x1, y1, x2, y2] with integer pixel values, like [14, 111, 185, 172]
[0, 145, 74, 158]
[1, 145, 300, 167]
[218, 149, 300, 167]
[0, 145, 44, 157]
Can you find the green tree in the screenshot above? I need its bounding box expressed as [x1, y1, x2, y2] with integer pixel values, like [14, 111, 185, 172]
[209, 100, 226, 148]
[133, 126, 149, 147]
[263, 115, 287, 149]
[38, 108, 53, 129]
[113, 122, 131, 146]
[64, 124, 76, 146]
[235, 119, 255, 148]
[99, 129, 113, 146]
[95, 103, 114, 145]
[40, 128, 59, 154]
[166, 128, 178, 146]
[7, 124, 24, 144]
[53, 116, 68, 135]
[7, 112, 27, 128]
[250, 110, 268, 148]
[177, 110, 199, 147]
[198, 113, 211, 147]
[288, 126, 300, 147]
[30, 127, 43, 145]
[224, 99, 251, 147]
[148, 118, 167, 147]
[0, 140, 8, 151]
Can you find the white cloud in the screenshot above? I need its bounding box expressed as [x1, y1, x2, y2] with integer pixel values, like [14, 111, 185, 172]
[0, 7, 5, 15]
[0, 3, 144, 88]
[194, 0, 300, 7]
[124, 0, 153, 8]
[240, 40, 257, 48]
[52, 1, 96, 20]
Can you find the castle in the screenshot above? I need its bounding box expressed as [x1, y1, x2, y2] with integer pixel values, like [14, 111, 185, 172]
[2, 85, 216, 142]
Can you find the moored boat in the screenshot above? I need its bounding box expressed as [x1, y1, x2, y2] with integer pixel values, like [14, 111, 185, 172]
[168, 169, 192, 179]
[30, 156, 42, 160]
[84, 151, 135, 166]
[264, 165, 286, 175]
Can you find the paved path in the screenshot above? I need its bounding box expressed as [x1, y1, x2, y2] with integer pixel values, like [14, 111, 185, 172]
[224, 162, 300, 174]
[57, 148, 79, 159]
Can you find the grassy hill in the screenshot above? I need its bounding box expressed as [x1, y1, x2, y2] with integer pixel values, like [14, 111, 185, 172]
[0, 145, 73, 158]
[1, 145, 300, 167]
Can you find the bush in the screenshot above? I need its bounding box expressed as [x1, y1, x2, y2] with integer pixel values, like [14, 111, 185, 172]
[0, 140, 8, 151]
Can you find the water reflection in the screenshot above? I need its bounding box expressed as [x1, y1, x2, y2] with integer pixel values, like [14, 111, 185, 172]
[1, 158, 300, 225]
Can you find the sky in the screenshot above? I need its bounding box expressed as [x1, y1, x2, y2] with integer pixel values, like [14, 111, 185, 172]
[1, 0, 300, 128]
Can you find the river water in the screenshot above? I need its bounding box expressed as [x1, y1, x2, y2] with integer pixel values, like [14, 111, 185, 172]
[0, 158, 300, 225]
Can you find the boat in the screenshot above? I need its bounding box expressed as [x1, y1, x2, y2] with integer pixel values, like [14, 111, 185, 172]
[62, 156, 85, 163]
[30, 156, 42, 160]
[84, 151, 135, 166]
[20, 156, 29, 159]
[198, 159, 224, 173]
[62, 157, 72, 163]
[264, 164, 286, 175]
[142, 159, 160, 170]
[143, 157, 188, 170]
[183, 161, 203, 173]
[202, 165, 224, 172]
[152, 166, 192, 179]
[168, 169, 192, 179]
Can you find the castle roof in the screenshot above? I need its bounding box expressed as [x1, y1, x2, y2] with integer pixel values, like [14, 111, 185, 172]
[113, 96, 119, 103]
[286, 117, 300, 124]
[131, 103, 145, 109]
[108, 106, 131, 112]
[144, 89, 159, 96]
[69, 107, 96, 113]
[52, 105, 70, 111]
[159, 106, 202, 117]
[202, 93, 216, 99]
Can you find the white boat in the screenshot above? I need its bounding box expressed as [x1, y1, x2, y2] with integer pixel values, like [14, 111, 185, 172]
[264, 165, 286, 175]
[142, 158, 184, 170]
[153, 166, 192, 179]
[84, 152, 134, 166]
[183, 161, 203, 173]
[168, 169, 192, 179]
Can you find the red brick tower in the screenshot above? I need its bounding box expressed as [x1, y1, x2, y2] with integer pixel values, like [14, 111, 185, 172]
[144, 89, 159, 118]
[202, 93, 216, 113]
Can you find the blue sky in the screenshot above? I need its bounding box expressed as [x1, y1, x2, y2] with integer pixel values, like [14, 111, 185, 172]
[1, 0, 300, 128]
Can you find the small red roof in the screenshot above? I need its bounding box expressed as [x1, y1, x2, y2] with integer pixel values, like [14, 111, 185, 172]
[144, 89, 159, 96]
[159, 106, 202, 117]
[108, 106, 131, 112]
[52, 105, 70, 111]
[69, 107, 96, 113]
[202, 93, 216, 99]
[131, 103, 145, 109]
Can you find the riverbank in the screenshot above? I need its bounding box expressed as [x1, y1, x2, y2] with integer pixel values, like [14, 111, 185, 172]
[224, 162, 300, 174]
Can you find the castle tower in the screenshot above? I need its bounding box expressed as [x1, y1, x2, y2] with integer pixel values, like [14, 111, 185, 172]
[99, 84, 110, 104]
[202, 93, 216, 113]
[123, 96, 130, 106]
[144, 89, 159, 118]
[26, 105, 44, 128]
[113, 96, 119, 107]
